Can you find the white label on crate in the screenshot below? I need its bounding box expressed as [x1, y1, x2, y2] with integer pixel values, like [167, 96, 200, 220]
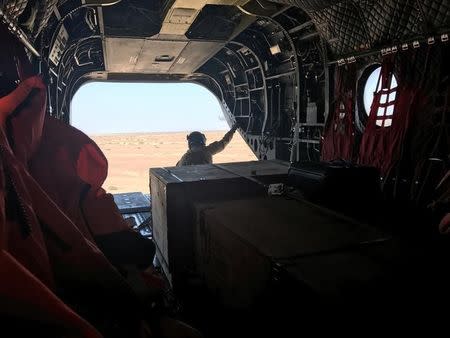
[268, 183, 284, 196]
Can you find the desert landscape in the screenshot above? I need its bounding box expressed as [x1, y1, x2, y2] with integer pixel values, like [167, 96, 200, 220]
[91, 130, 257, 193]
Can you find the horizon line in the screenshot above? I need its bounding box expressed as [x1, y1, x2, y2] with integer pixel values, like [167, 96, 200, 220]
[87, 129, 229, 136]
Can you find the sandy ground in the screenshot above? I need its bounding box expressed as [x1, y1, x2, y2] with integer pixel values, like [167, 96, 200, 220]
[91, 131, 256, 193]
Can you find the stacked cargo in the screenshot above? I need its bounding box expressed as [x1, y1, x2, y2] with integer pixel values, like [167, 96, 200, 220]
[149, 159, 421, 329]
[149, 160, 289, 289]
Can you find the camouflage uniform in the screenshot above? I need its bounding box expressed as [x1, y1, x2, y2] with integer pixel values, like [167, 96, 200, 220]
[176, 128, 236, 166]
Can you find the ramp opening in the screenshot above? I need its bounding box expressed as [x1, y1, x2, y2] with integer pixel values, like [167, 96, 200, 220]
[71, 81, 256, 193]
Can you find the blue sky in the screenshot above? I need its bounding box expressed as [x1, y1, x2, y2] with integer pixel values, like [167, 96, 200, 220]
[71, 82, 229, 134]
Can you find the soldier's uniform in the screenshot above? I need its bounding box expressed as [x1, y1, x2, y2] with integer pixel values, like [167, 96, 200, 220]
[177, 127, 237, 166]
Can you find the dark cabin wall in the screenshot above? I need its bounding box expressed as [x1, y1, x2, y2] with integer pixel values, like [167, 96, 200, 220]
[213, 0, 449, 210]
[394, 46, 449, 206]
[199, 5, 326, 162]
[322, 44, 449, 209]
[198, 1, 450, 214]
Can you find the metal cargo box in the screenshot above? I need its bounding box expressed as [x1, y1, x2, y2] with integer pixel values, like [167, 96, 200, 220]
[149, 160, 289, 289]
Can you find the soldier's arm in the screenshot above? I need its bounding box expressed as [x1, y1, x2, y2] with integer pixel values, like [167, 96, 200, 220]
[207, 124, 238, 155]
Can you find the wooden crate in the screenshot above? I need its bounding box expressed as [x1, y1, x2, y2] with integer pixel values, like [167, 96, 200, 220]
[194, 196, 390, 308]
[149, 160, 289, 288]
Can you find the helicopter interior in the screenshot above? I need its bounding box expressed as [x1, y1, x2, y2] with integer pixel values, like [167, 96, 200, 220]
[0, 0, 449, 336]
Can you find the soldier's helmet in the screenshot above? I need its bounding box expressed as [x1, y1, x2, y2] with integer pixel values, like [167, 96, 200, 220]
[187, 131, 207, 148]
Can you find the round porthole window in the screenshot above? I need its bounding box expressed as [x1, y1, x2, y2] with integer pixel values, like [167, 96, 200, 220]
[358, 64, 398, 128]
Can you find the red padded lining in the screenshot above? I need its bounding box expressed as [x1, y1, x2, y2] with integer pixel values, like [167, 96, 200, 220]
[358, 57, 422, 176]
[321, 65, 356, 161]
[30, 116, 130, 237]
[0, 23, 132, 337]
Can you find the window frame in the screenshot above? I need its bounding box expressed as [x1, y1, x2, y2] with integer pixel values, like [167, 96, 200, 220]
[356, 63, 398, 130]
[356, 63, 382, 128]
